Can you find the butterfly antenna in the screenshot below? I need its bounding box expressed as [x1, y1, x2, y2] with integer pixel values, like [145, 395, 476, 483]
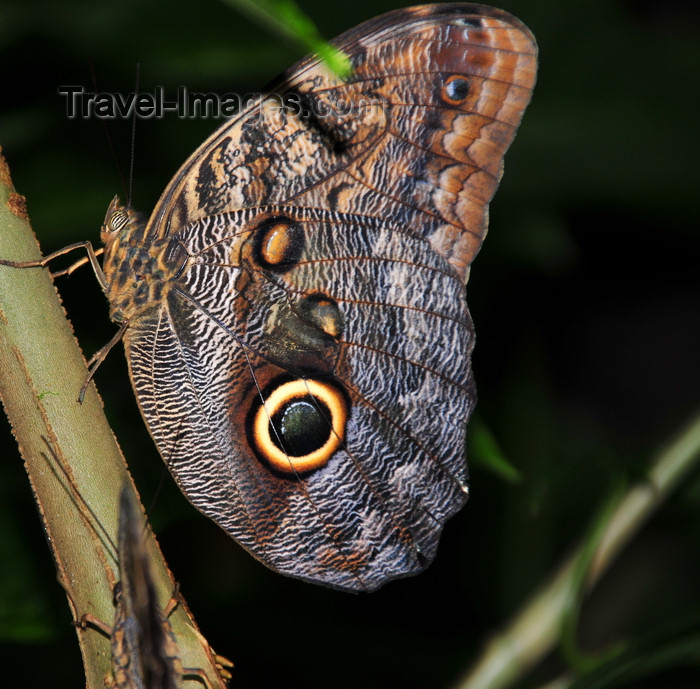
[89, 57, 130, 202]
[128, 63, 141, 208]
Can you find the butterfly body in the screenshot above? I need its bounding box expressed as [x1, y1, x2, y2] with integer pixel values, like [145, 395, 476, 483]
[100, 205, 175, 323]
[100, 3, 537, 591]
[111, 487, 180, 689]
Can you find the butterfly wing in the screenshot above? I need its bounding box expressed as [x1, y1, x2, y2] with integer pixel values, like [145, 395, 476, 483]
[146, 3, 536, 282]
[125, 3, 537, 591]
[112, 487, 180, 689]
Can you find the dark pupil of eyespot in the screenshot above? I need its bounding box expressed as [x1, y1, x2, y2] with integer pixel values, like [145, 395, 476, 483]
[270, 397, 330, 457]
[446, 78, 469, 101]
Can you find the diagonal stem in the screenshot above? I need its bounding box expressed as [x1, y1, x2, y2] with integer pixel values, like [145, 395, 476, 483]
[0, 147, 228, 688]
[454, 411, 700, 689]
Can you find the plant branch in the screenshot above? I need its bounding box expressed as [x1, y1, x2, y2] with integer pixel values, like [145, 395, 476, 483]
[0, 147, 228, 688]
[454, 411, 700, 689]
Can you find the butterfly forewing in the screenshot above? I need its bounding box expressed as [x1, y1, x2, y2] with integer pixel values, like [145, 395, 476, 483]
[146, 3, 536, 281]
[107, 4, 537, 591]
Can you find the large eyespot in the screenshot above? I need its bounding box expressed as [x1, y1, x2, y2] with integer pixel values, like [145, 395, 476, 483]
[252, 379, 347, 474]
[441, 74, 470, 106]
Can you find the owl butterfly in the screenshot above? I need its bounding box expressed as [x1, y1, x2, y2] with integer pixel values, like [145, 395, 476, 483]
[37, 3, 537, 592]
[80, 486, 232, 689]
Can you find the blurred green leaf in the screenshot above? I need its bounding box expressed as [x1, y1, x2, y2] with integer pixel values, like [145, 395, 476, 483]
[567, 618, 700, 689]
[469, 416, 522, 483]
[219, 0, 352, 76]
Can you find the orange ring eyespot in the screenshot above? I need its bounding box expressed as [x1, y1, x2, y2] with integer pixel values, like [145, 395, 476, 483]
[441, 74, 470, 105]
[252, 379, 347, 474]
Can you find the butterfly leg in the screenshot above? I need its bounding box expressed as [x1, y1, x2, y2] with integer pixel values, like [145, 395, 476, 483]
[79, 319, 129, 403]
[77, 612, 113, 637]
[77, 613, 132, 689]
[163, 587, 234, 686]
[162, 582, 182, 618]
[0, 240, 108, 291]
[211, 655, 234, 682]
[182, 665, 232, 688]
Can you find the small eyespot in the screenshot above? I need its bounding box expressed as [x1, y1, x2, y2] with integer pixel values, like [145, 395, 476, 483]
[442, 75, 470, 105]
[253, 216, 303, 269]
[297, 294, 344, 338]
[252, 379, 347, 474]
[454, 17, 482, 28]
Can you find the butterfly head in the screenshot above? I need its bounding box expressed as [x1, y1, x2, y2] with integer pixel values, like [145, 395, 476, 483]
[101, 196, 144, 245]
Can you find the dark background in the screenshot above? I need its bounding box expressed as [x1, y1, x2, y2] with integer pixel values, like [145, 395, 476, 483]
[1, 1, 699, 687]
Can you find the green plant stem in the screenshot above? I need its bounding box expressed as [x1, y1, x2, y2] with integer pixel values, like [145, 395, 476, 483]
[454, 411, 700, 689]
[0, 149, 227, 688]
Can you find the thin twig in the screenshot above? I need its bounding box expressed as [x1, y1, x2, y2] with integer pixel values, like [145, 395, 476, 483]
[454, 411, 700, 689]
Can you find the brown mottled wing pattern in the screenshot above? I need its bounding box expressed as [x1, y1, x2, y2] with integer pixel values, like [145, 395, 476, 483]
[119, 4, 537, 591]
